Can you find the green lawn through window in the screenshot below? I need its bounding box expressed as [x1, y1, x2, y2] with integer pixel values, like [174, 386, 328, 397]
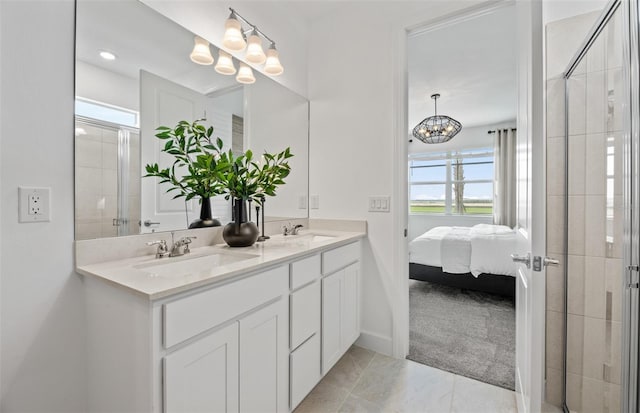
[410, 202, 492, 215]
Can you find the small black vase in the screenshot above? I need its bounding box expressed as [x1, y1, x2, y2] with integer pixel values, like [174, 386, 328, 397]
[223, 198, 259, 247]
[189, 197, 222, 229]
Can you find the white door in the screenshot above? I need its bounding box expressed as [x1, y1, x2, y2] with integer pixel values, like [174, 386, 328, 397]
[239, 299, 288, 413]
[513, 1, 545, 412]
[140, 70, 206, 233]
[164, 322, 239, 413]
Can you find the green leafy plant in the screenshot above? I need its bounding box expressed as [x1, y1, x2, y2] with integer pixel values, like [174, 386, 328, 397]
[219, 147, 294, 203]
[144, 119, 228, 201]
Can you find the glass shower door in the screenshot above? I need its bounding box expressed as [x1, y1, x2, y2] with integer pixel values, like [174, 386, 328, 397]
[563, 3, 628, 412]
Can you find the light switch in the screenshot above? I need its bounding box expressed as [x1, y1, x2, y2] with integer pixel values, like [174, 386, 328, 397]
[310, 195, 320, 209]
[298, 195, 308, 209]
[368, 196, 390, 212]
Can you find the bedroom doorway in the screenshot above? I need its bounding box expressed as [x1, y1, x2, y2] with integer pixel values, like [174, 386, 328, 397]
[405, 2, 520, 392]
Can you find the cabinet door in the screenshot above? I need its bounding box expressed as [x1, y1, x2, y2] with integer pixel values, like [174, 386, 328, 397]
[322, 270, 343, 374]
[164, 322, 239, 413]
[239, 299, 288, 413]
[341, 263, 360, 351]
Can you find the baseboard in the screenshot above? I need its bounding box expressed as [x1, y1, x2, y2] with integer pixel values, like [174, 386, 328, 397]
[355, 330, 393, 356]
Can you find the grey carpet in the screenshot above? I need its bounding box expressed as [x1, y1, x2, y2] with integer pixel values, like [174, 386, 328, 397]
[407, 279, 516, 390]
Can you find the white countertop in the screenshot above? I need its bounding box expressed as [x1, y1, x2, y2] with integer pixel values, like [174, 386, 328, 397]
[76, 230, 365, 300]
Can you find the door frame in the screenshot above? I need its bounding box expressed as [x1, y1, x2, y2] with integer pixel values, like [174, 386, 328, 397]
[390, 0, 546, 406]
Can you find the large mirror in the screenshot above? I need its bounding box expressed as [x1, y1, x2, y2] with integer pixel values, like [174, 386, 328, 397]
[74, 0, 309, 240]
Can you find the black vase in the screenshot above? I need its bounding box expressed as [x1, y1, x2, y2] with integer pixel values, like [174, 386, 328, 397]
[189, 197, 222, 229]
[223, 198, 259, 247]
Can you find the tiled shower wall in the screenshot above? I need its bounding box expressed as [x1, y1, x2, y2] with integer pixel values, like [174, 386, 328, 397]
[545, 9, 624, 411]
[75, 122, 140, 240]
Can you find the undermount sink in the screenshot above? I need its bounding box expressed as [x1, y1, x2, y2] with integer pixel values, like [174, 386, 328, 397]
[290, 233, 336, 243]
[134, 252, 258, 277]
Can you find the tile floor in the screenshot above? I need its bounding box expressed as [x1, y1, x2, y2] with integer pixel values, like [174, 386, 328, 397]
[294, 345, 519, 413]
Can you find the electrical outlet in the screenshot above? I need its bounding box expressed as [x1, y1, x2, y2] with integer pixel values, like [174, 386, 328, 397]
[19, 187, 51, 222]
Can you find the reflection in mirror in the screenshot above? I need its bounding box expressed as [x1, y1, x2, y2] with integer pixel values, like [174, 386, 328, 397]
[74, 0, 309, 240]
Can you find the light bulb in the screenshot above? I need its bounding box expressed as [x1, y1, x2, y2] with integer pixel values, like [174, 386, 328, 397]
[215, 50, 236, 75]
[245, 30, 266, 64]
[446, 124, 454, 131]
[236, 64, 256, 84]
[99, 50, 116, 60]
[264, 44, 284, 75]
[418, 128, 426, 134]
[433, 125, 439, 131]
[190, 36, 214, 65]
[223, 14, 246, 51]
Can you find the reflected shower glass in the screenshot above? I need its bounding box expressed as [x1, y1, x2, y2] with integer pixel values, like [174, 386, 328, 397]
[564, 6, 623, 412]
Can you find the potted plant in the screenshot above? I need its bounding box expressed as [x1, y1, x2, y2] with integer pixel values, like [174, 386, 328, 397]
[219, 147, 293, 247]
[144, 119, 229, 229]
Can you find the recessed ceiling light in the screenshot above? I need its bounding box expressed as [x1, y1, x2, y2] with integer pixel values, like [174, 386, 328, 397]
[99, 51, 116, 61]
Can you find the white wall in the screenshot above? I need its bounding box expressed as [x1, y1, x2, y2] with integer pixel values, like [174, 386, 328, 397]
[307, 0, 488, 354]
[408, 123, 511, 154]
[542, 0, 608, 24]
[0, 1, 87, 412]
[141, 0, 309, 98]
[76, 61, 138, 111]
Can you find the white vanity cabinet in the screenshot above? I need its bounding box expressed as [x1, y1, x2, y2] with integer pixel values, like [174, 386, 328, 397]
[321, 242, 361, 374]
[85, 264, 289, 413]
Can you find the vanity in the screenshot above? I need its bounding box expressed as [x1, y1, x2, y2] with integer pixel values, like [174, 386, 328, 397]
[77, 229, 365, 412]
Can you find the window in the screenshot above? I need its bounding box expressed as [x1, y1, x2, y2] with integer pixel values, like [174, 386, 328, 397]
[409, 148, 494, 215]
[75, 97, 139, 128]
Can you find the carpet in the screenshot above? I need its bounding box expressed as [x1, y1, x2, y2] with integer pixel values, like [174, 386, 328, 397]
[407, 279, 516, 390]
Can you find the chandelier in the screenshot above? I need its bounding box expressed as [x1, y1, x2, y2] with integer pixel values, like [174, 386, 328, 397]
[412, 93, 462, 144]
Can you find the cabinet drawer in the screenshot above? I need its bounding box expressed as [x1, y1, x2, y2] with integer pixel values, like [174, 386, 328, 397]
[322, 241, 360, 275]
[290, 254, 321, 290]
[164, 265, 288, 348]
[290, 333, 321, 410]
[290, 280, 320, 349]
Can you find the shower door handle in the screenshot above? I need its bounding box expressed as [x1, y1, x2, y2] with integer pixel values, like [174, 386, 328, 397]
[511, 253, 531, 269]
[543, 257, 560, 266]
[143, 220, 160, 227]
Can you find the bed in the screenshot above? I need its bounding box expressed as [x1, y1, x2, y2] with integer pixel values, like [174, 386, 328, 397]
[409, 224, 517, 298]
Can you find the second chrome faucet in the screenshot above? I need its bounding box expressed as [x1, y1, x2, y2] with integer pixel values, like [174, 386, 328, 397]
[147, 232, 197, 258]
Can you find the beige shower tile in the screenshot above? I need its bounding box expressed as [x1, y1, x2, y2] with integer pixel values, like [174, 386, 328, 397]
[605, 258, 622, 322]
[547, 195, 565, 255]
[581, 376, 606, 413]
[75, 166, 102, 196]
[566, 372, 583, 411]
[586, 29, 606, 73]
[568, 135, 586, 195]
[75, 137, 102, 168]
[76, 123, 102, 142]
[611, 195, 624, 258]
[546, 261, 564, 312]
[609, 320, 622, 385]
[607, 69, 623, 133]
[586, 70, 607, 134]
[102, 128, 118, 144]
[582, 317, 605, 381]
[546, 310, 563, 368]
[568, 75, 586, 136]
[545, 367, 563, 408]
[102, 141, 118, 170]
[585, 134, 606, 196]
[584, 256, 606, 319]
[75, 221, 102, 241]
[567, 255, 585, 316]
[547, 79, 566, 139]
[547, 137, 565, 196]
[102, 169, 118, 196]
[568, 196, 585, 256]
[567, 314, 585, 376]
[585, 195, 606, 257]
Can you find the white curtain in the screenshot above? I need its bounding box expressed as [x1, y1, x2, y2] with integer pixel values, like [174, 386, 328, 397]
[493, 128, 517, 227]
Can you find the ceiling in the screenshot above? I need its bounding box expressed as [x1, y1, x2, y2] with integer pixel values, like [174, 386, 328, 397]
[76, 0, 237, 95]
[408, 5, 518, 130]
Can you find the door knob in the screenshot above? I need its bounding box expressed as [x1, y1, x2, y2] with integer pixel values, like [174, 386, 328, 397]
[511, 253, 531, 269]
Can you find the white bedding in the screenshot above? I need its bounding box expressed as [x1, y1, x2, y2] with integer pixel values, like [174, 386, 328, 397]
[409, 224, 517, 277]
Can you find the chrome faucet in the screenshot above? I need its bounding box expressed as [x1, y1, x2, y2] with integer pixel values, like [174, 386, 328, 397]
[282, 223, 304, 236]
[147, 232, 197, 258]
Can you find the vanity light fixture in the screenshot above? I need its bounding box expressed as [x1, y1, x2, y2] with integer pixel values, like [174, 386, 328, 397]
[221, 8, 284, 77]
[236, 63, 256, 84]
[412, 93, 462, 144]
[215, 50, 236, 75]
[99, 50, 116, 61]
[190, 36, 214, 65]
